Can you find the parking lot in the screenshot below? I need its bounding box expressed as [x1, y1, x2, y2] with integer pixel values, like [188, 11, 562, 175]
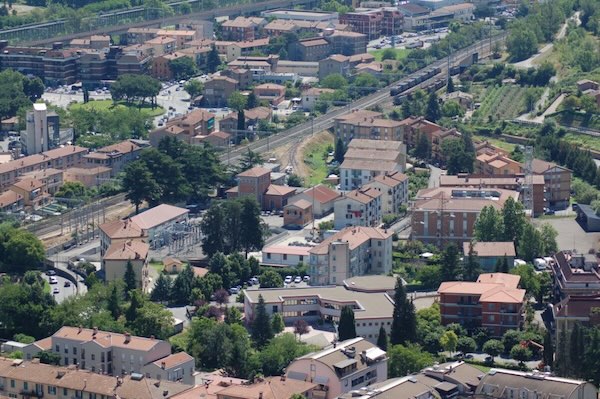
[533, 216, 600, 254]
[367, 30, 450, 51]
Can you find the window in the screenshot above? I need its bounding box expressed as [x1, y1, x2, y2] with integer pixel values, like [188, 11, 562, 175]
[63, 388, 68, 396]
[73, 347, 77, 355]
[91, 354, 95, 361]
[65, 344, 69, 354]
[10, 380, 14, 388]
[272, 305, 278, 313]
[55, 345, 60, 352]
[64, 357, 69, 365]
[267, 253, 271, 259]
[377, 241, 381, 247]
[23, 382, 28, 390]
[283, 254, 287, 260]
[48, 386, 57, 395]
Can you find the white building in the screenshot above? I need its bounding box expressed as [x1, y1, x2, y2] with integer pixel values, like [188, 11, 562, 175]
[261, 244, 312, 267]
[334, 187, 382, 230]
[364, 171, 408, 215]
[309, 226, 393, 285]
[301, 87, 335, 111]
[21, 103, 60, 155]
[130, 204, 189, 246]
[286, 338, 388, 399]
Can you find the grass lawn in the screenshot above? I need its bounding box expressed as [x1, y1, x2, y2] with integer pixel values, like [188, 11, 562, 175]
[562, 131, 600, 152]
[69, 99, 165, 118]
[474, 135, 516, 152]
[369, 48, 411, 61]
[303, 133, 334, 187]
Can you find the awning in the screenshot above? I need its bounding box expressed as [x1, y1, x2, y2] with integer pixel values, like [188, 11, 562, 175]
[365, 347, 386, 361]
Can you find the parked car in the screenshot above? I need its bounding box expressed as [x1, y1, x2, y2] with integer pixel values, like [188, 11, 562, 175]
[229, 287, 240, 294]
[303, 275, 310, 282]
[284, 276, 293, 284]
[52, 287, 59, 294]
[294, 276, 302, 284]
[49, 276, 58, 284]
[484, 356, 494, 364]
[453, 352, 464, 360]
[45, 270, 56, 276]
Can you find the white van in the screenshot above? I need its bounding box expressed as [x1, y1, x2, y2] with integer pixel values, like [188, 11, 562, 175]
[533, 258, 547, 271]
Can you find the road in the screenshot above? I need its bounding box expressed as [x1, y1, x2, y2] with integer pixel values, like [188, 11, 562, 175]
[41, 273, 77, 303]
[220, 34, 507, 167]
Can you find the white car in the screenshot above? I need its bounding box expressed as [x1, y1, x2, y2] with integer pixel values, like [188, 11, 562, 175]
[284, 276, 293, 284]
[49, 277, 58, 284]
[294, 276, 302, 284]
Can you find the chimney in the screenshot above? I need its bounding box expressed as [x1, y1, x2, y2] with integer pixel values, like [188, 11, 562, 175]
[93, 327, 98, 336]
[78, 325, 83, 333]
[161, 361, 166, 370]
[124, 332, 131, 344]
[280, 375, 286, 381]
[259, 393, 264, 399]
[150, 335, 155, 340]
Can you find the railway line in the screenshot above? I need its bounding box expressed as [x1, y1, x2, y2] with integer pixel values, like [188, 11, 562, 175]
[219, 33, 507, 166]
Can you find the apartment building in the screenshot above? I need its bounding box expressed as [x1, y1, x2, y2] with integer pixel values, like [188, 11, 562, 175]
[0, 357, 193, 399]
[293, 38, 332, 62]
[340, 139, 407, 190]
[0, 190, 24, 213]
[23, 327, 195, 385]
[286, 338, 388, 399]
[20, 168, 64, 195]
[252, 83, 286, 105]
[334, 187, 382, 230]
[531, 158, 572, 210]
[334, 110, 404, 145]
[411, 187, 520, 246]
[551, 251, 600, 299]
[438, 273, 525, 336]
[319, 54, 351, 80]
[301, 88, 335, 111]
[203, 76, 239, 107]
[126, 27, 161, 44]
[364, 171, 408, 215]
[217, 376, 319, 399]
[156, 29, 198, 48]
[226, 166, 296, 211]
[553, 294, 600, 346]
[309, 226, 392, 285]
[83, 140, 144, 176]
[327, 31, 368, 56]
[261, 244, 311, 267]
[289, 184, 340, 217]
[103, 239, 149, 289]
[475, 153, 523, 176]
[440, 174, 546, 216]
[22, 103, 59, 155]
[245, 280, 395, 339]
[150, 109, 216, 146]
[475, 368, 598, 399]
[99, 218, 146, 256]
[221, 38, 270, 62]
[339, 9, 402, 39]
[9, 178, 50, 210]
[283, 199, 313, 228]
[221, 17, 266, 41]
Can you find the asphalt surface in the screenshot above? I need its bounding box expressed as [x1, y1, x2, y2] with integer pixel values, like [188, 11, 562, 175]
[41, 272, 77, 303]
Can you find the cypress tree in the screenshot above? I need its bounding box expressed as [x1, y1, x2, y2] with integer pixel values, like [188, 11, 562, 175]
[124, 259, 137, 294]
[543, 329, 554, 369]
[251, 294, 273, 347]
[338, 306, 357, 341]
[390, 277, 416, 345]
[376, 325, 388, 351]
[107, 284, 121, 319]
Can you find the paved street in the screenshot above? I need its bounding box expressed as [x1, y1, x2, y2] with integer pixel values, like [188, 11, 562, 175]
[41, 273, 77, 303]
[428, 165, 443, 188]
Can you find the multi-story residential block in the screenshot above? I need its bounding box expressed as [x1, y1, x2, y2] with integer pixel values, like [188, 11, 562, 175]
[216, 376, 320, 399]
[462, 242, 516, 272]
[126, 27, 161, 44]
[23, 326, 195, 385]
[261, 244, 311, 267]
[156, 29, 198, 47]
[203, 76, 239, 107]
[334, 187, 382, 229]
[334, 110, 404, 145]
[551, 251, 600, 299]
[309, 226, 392, 285]
[99, 218, 146, 256]
[245, 277, 396, 339]
[438, 273, 525, 336]
[553, 294, 600, 346]
[150, 109, 216, 146]
[252, 83, 286, 105]
[221, 16, 266, 41]
[531, 158, 572, 210]
[0, 190, 24, 213]
[83, 140, 144, 176]
[103, 239, 149, 289]
[339, 10, 402, 39]
[364, 171, 408, 215]
[226, 166, 296, 211]
[220, 38, 270, 62]
[289, 184, 340, 217]
[20, 168, 64, 195]
[475, 152, 523, 176]
[151, 52, 188, 80]
[319, 54, 351, 80]
[283, 199, 313, 228]
[439, 174, 546, 216]
[326, 30, 368, 56]
[475, 368, 598, 399]
[192, 130, 232, 149]
[340, 139, 407, 191]
[292, 38, 332, 62]
[64, 166, 112, 188]
[0, 357, 193, 399]
[301, 87, 335, 110]
[411, 187, 519, 246]
[9, 178, 49, 210]
[261, 9, 339, 22]
[286, 337, 388, 399]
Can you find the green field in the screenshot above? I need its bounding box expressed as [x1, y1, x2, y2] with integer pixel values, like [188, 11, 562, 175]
[368, 48, 411, 61]
[473, 85, 530, 123]
[69, 99, 165, 118]
[303, 134, 334, 187]
[562, 131, 600, 152]
[473, 135, 516, 152]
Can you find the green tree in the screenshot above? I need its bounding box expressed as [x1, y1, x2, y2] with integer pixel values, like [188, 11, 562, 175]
[457, 336, 477, 353]
[251, 294, 273, 347]
[425, 91, 441, 122]
[107, 284, 121, 319]
[483, 339, 503, 361]
[239, 149, 264, 171]
[543, 329, 554, 368]
[334, 137, 345, 164]
[388, 343, 434, 377]
[464, 241, 481, 281]
[228, 91, 247, 133]
[201, 203, 225, 257]
[441, 244, 459, 281]
[474, 205, 504, 242]
[125, 289, 143, 323]
[36, 351, 62, 365]
[338, 306, 357, 341]
[151, 272, 172, 303]
[447, 77, 455, 93]
[381, 48, 397, 61]
[122, 161, 161, 214]
[507, 25, 538, 61]
[518, 223, 544, 261]
[257, 333, 317, 376]
[171, 264, 194, 304]
[510, 344, 532, 363]
[569, 322, 584, 377]
[439, 330, 458, 354]
[271, 313, 285, 333]
[259, 270, 283, 288]
[377, 325, 388, 351]
[287, 174, 302, 187]
[321, 73, 348, 89]
[502, 197, 526, 242]
[390, 277, 416, 345]
[239, 197, 264, 258]
[168, 56, 198, 80]
[124, 260, 137, 293]
[55, 181, 90, 202]
[184, 79, 204, 99]
[0, 225, 45, 273]
[414, 133, 431, 160]
[502, 329, 522, 354]
[206, 44, 221, 73]
[539, 223, 558, 254]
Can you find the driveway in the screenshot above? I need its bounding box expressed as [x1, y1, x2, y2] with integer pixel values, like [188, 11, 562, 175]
[428, 165, 443, 188]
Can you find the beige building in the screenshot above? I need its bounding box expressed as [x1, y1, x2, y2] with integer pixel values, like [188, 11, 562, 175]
[286, 338, 388, 399]
[99, 218, 146, 256]
[9, 178, 50, 210]
[475, 368, 597, 399]
[364, 171, 408, 215]
[531, 158, 572, 210]
[309, 226, 393, 285]
[83, 140, 144, 176]
[0, 357, 193, 399]
[23, 326, 196, 385]
[289, 184, 340, 217]
[216, 376, 319, 399]
[334, 110, 404, 145]
[150, 109, 216, 146]
[103, 239, 149, 289]
[63, 166, 112, 188]
[334, 186, 382, 230]
[20, 167, 64, 195]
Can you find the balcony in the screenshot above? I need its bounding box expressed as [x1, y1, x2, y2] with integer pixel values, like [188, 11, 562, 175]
[20, 389, 44, 397]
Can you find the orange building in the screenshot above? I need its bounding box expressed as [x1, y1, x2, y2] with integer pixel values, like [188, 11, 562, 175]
[226, 166, 296, 211]
[438, 273, 525, 336]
